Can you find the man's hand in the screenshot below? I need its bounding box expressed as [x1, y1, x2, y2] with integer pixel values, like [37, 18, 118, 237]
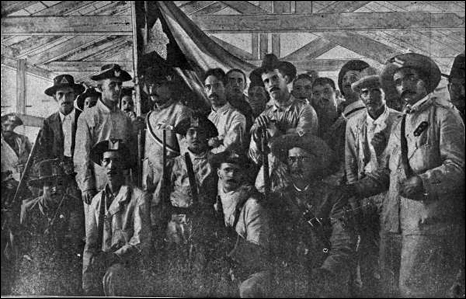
[82, 189, 97, 205]
[400, 175, 425, 200]
[208, 137, 223, 148]
[371, 132, 387, 157]
[132, 116, 146, 133]
[251, 115, 271, 140]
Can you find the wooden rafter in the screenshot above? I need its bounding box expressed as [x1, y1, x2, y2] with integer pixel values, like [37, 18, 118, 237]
[318, 1, 371, 13]
[1, 1, 39, 16]
[43, 61, 133, 73]
[179, 1, 216, 15]
[210, 36, 253, 60]
[56, 36, 131, 61]
[194, 2, 228, 15]
[1, 55, 54, 80]
[282, 37, 337, 61]
[221, 1, 268, 14]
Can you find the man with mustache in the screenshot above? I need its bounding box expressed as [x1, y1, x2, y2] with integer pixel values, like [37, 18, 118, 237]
[344, 74, 401, 297]
[119, 87, 137, 121]
[74, 64, 135, 233]
[447, 53, 465, 121]
[292, 72, 318, 106]
[226, 69, 254, 136]
[268, 132, 356, 297]
[82, 139, 151, 296]
[311, 77, 339, 138]
[142, 67, 192, 203]
[346, 53, 465, 297]
[204, 68, 246, 154]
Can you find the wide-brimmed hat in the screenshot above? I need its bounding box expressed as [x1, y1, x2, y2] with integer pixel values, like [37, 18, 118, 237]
[448, 53, 465, 80]
[174, 112, 218, 139]
[142, 65, 178, 84]
[76, 87, 101, 110]
[209, 150, 250, 170]
[28, 159, 67, 188]
[338, 60, 370, 96]
[1, 113, 23, 127]
[90, 64, 132, 82]
[381, 53, 441, 95]
[44, 74, 85, 97]
[249, 53, 297, 86]
[90, 139, 130, 169]
[271, 132, 334, 169]
[351, 75, 382, 93]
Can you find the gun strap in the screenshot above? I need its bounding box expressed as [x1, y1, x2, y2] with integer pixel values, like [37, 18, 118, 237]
[184, 152, 198, 204]
[146, 111, 180, 155]
[400, 114, 414, 177]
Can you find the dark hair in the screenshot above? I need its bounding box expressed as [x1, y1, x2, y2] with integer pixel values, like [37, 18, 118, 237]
[312, 77, 336, 91]
[226, 69, 247, 83]
[120, 87, 134, 98]
[294, 74, 313, 84]
[203, 68, 228, 87]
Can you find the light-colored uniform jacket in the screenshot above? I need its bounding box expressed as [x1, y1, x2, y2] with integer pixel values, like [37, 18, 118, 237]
[208, 102, 246, 154]
[1, 132, 31, 181]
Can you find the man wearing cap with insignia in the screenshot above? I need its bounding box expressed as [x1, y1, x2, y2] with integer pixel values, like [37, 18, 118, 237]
[82, 139, 151, 296]
[344, 73, 401, 297]
[76, 86, 100, 112]
[447, 53, 465, 121]
[209, 150, 272, 298]
[141, 66, 192, 198]
[74, 64, 135, 233]
[268, 132, 356, 298]
[345, 53, 465, 297]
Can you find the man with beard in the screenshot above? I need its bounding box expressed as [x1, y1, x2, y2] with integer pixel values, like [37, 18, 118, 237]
[226, 69, 254, 136]
[142, 67, 192, 206]
[447, 53, 465, 121]
[344, 74, 401, 297]
[311, 77, 339, 138]
[269, 132, 356, 298]
[347, 53, 465, 297]
[74, 64, 135, 232]
[204, 68, 246, 154]
[82, 139, 151, 296]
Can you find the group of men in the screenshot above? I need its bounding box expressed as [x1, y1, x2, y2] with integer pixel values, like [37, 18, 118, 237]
[1, 50, 464, 297]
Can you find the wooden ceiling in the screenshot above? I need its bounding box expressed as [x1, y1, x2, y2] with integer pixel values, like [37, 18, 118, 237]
[1, 1, 465, 86]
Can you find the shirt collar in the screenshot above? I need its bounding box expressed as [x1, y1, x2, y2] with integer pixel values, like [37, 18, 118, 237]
[154, 98, 176, 111]
[404, 94, 430, 114]
[188, 149, 208, 160]
[96, 98, 119, 113]
[211, 102, 231, 114]
[59, 108, 75, 122]
[343, 99, 365, 116]
[271, 95, 296, 112]
[366, 105, 389, 127]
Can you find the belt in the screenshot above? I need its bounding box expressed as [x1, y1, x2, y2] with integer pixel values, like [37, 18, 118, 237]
[169, 206, 196, 217]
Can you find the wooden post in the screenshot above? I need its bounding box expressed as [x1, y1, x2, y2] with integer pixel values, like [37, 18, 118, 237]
[16, 59, 27, 115]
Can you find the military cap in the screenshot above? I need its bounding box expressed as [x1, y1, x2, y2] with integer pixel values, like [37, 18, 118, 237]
[338, 60, 370, 96]
[271, 132, 335, 169]
[209, 150, 250, 170]
[174, 112, 218, 139]
[449, 53, 465, 80]
[381, 53, 441, 95]
[45, 74, 85, 97]
[90, 139, 130, 168]
[90, 64, 132, 82]
[1, 113, 23, 127]
[249, 53, 297, 85]
[28, 159, 67, 188]
[351, 75, 382, 94]
[76, 87, 101, 111]
[143, 65, 177, 84]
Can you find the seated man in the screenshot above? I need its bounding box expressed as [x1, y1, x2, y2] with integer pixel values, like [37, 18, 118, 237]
[82, 139, 151, 296]
[269, 133, 357, 298]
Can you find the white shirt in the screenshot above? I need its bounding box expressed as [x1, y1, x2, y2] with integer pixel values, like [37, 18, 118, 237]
[208, 102, 246, 154]
[364, 106, 389, 173]
[59, 109, 75, 158]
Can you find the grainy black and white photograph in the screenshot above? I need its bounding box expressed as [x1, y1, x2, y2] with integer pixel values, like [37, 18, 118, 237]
[1, 1, 465, 297]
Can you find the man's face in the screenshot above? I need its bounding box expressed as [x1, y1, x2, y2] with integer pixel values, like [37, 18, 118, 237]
[292, 78, 313, 100]
[226, 71, 246, 99]
[287, 147, 321, 181]
[312, 83, 338, 113]
[121, 95, 134, 112]
[342, 70, 363, 98]
[217, 162, 242, 192]
[261, 69, 289, 102]
[54, 86, 76, 115]
[360, 87, 386, 117]
[247, 86, 268, 116]
[2, 120, 16, 137]
[186, 127, 208, 154]
[204, 75, 227, 108]
[100, 78, 123, 104]
[147, 80, 172, 105]
[102, 151, 124, 182]
[449, 77, 465, 114]
[84, 96, 98, 110]
[393, 68, 428, 106]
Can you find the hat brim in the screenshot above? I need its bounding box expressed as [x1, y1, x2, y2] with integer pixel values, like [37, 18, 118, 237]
[208, 151, 250, 170]
[1, 114, 23, 127]
[174, 121, 219, 139]
[90, 142, 131, 169]
[45, 84, 85, 97]
[28, 175, 66, 188]
[90, 70, 132, 82]
[351, 75, 381, 93]
[76, 90, 100, 110]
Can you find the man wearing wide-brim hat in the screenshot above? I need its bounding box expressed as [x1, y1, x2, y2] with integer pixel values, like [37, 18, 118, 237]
[446, 53, 465, 120]
[74, 64, 136, 236]
[76, 86, 100, 112]
[347, 52, 465, 297]
[267, 132, 356, 297]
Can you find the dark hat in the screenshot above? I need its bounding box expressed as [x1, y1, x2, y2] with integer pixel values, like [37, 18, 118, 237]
[449, 53, 465, 80]
[271, 133, 334, 169]
[249, 53, 297, 86]
[338, 60, 370, 95]
[209, 150, 250, 170]
[44, 74, 85, 97]
[28, 159, 67, 188]
[76, 87, 101, 110]
[1, 113, 23, 127]
[174, 112, 218, 139]
[90, 139, 130, 168]
[90, 64, 132, 82]
[351, 75, 382, 93]
[143, 65, 178, 84]
[381, 53, 441, 95]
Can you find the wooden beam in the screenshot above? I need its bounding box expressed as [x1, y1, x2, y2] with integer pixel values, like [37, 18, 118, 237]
[1, 16, 133, 36]
[273, 1, 291, 14]
[259, 33, 268, 59]
[179, 1, 215, 15]
[282, 37, 337, 61]
[252, 33, 259, 60]
[210, 36, 253, 60]
[1, 1, 39, 16]
[43, 61, 133, 73]
[1, 55, 55, 80]
[295, 2, 314, 14]
[194, 2, 227, 15]
[248, 58, 382, 72]
[16, 114, 44, 127]
[16, 59, 27, 114]
[56, 36, 130, 61]
[221, 1, 269, 14]
[272, 34, 280, 57]
[319, 1, 371, 13]
[190, 12, 465, 32]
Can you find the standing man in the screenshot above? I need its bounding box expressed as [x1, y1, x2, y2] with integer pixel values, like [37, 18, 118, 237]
[82, 139, 151, 296]
[292, 73, 316, 105]
[345, 74, 401, 297]
[447, 53, 465, 120]
[74, 64, 135, 229]
[348, 53, 465, 297]
[142, 67, 192, 197]
[225, 68, 254, 135]
[204, 68, 246, 154]
[120, 87, 137, 121]
[311, 77, 339, 138]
